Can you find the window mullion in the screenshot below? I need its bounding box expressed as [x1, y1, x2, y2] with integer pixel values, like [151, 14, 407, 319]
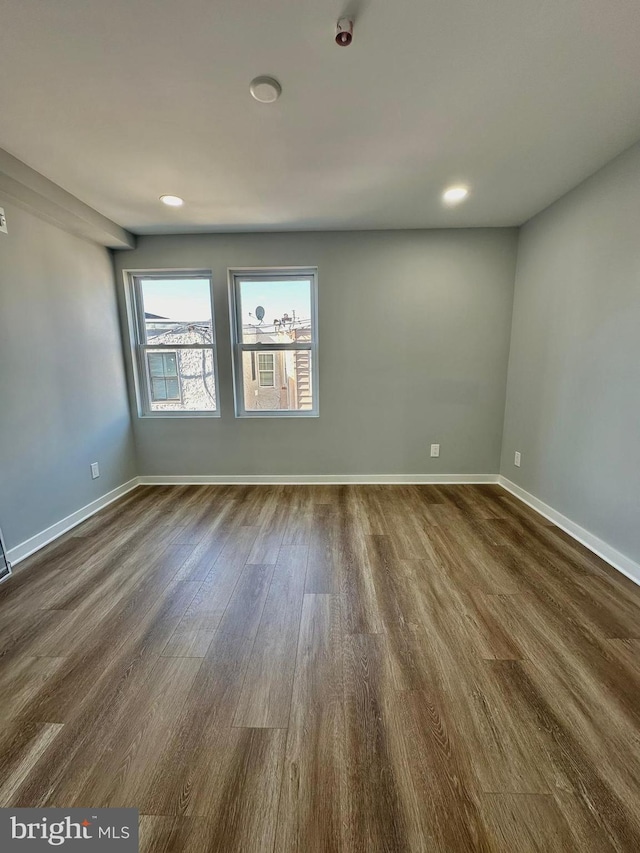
[239, 343, 312, 352]
[141, 344, 215, 351]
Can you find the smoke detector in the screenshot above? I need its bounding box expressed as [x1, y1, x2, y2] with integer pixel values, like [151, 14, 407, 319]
[249, 76, 282, 103]
[336, 18, 353, 46]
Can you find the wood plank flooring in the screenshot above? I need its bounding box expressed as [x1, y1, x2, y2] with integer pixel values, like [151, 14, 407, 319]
[1, 484, 639, 851]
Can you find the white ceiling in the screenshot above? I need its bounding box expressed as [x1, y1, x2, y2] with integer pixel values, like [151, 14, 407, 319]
[1, 0, 640, 234]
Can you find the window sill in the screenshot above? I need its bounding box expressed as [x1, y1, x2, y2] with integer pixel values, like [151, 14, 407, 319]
[234, 411, 319, 419]
[138, 411, 220, 419]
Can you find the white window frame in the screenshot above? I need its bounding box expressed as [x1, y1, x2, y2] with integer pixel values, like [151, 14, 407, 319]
[229, 267, 319, 418]
[256, 351, 276, 387]
[125, 270, 220, 418]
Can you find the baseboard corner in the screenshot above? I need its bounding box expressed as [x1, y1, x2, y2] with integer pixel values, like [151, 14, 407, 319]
[498, 476, 640, 587]
[7, 477, 141, 566]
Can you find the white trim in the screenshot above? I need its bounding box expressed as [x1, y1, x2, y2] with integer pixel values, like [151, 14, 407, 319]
[498, 477, 640, 587]
[8, 474, 637, 591]
[228, 267, 320, 418]
[7, 478, 140, 567]
[127, 271, 220, 419]
[0, 521, 11, 584]
[8, 470, 636, 591]
[139, 474, 500, 485]
[0, 474, 496, 569]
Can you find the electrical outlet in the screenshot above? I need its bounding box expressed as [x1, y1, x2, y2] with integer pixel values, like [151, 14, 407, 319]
[90, 462, 100, 479]
[430, 443, 440, 458]
[514, 451, 521, 467]
[0, 208, 7, 235]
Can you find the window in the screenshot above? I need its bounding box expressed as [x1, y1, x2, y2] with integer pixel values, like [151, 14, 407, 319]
[257, 352, 275, 387]
[127, 272, 218, 416]
[147, 351, 181, 402]
[230, 268, 318, 417]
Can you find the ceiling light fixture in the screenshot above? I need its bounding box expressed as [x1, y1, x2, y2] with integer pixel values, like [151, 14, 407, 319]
[442, 185, 469, 205]
[249, 76, 282, 103]
[160, 195, 184, 207]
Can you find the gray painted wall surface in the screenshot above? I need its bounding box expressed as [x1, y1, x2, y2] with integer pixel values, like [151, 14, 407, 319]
[0, 201, 137, 549]
[501, 142, 640, 564]
[113, 229, 518, 477]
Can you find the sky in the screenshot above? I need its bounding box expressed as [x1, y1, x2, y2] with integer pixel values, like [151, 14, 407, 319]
[141, 277, 312, 328]
[141, 279, 212, 322]
[239, 279, 311, 328]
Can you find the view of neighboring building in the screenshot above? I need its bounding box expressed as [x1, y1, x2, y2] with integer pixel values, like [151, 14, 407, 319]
[241, 316, 313, 412]
[144, 311, 312, 413]
[144, 313, 216, 412]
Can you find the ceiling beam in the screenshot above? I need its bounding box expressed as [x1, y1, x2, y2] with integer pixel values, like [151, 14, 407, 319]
[0, 148, 135, 249]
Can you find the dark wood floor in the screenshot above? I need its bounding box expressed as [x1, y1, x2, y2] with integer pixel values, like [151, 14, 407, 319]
[0, 484, 639, 851]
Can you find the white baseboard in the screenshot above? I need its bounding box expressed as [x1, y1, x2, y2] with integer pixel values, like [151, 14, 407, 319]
[4, 474, 497, 568]
[6, 473, 638, 590]
[7, 478, 140, 566]
[138, 474, 500, 486]
[498, 476, 640, 587]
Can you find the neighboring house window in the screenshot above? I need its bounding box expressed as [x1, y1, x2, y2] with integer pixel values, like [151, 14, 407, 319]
[147, 351, 181, 401]
[127, 272, 219, 416]
[257, 352, 275, 387]
[230, 268, 319, 417]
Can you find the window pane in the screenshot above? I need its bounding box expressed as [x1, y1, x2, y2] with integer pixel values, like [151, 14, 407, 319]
[148, 353, 165, 378]
[163, 352, 178, 376]
[238, 278, 312, 344]
[151, 377, 169, 401]
[146, 348, 216, 412]
[165, 377, 180, 398]
[140, 278, 213, 344]
[241, 350, 313, 411]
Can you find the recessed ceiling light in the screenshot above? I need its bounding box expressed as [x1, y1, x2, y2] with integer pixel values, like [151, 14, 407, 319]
[249, 76, 282, 103]
[442, 185, 469, 205]
[160, 195, 184, 207]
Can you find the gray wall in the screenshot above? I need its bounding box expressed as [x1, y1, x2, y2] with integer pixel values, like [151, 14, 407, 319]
[113, 229, 518, 477]
[0, 201, 137, 550]
[501, 141, 640, 564]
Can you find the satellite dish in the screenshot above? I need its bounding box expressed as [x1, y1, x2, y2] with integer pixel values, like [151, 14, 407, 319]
[255, 305, 265, 322]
